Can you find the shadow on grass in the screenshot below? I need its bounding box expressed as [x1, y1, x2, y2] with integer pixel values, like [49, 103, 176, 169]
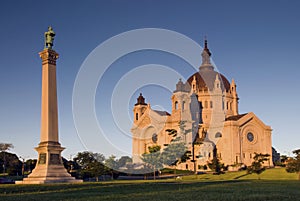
[234, 173, 251, 180]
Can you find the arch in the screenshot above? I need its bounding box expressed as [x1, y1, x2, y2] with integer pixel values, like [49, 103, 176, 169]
[215, 132, 222, 138]
[175, 101, 178, 110]
[135, 113, 138, 121]
[241, 123, 261, 144]
[143, 126, 157, 141]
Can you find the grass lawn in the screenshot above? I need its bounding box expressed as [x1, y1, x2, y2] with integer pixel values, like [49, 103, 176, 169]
[0, 168, 299, 201]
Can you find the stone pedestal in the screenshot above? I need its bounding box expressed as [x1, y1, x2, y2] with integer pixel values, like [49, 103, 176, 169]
[16, 48, 82, 184]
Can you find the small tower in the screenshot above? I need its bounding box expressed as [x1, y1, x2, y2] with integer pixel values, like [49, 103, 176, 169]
[230, 79, 239, 115]
[191, 75, 198, 93]
[200, 38, 214, 71]
[133, 93, 147, 123]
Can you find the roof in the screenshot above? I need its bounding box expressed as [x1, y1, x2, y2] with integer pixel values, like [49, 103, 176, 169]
[187, 70, 231, 92]
[135, 93, 147, 106]
[153, 110, 170, 116]
[225, 113, 248, 121]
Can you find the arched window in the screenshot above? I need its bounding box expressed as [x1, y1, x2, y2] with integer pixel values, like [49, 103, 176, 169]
[210, 101, 213, 108]
[247, 132, 254, 142]
[175, 101, 178, 110]
[215, 132, 222, 138]
[135, 113, 138, 121]
[182, 101, 185, 110]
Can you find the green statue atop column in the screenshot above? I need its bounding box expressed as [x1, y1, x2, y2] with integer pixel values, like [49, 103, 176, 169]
[44, 26, 55, 49]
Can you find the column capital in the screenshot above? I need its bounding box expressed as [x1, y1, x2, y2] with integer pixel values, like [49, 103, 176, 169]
[39, 49, 59, 65]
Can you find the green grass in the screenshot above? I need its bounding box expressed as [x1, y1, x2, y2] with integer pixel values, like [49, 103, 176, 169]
[0, 168, 299, 201]
[183, 167, 299, 181]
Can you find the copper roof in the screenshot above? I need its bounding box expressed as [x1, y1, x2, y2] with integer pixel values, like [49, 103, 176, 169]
[187, 70, 231, 92]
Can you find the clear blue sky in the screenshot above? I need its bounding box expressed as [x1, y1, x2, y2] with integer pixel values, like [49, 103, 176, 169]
[0, 0, 299, 160]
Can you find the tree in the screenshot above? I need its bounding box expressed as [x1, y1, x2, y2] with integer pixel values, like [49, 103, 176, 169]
[105, 155, 119, 179]
[0, 143, 14, 152]
[162, 137, 190, 175]
[286, 149, 300, 180]
[141, 145, 163, 180]
[207, 147, 225, 174]
[280, 155, 289, 165]
[0, 143, 14, 173]
[0, 152, 22, 175]
[62, 158, 80, 178]
[73, 151, 105, 181]
[247, 153, 270, 179]
[117, 156, 132, 168]
[163, 121, 191, 175]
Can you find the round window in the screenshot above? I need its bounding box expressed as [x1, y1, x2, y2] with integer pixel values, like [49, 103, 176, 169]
[152, 133, 158, 143]
[247, 132, 254, 142]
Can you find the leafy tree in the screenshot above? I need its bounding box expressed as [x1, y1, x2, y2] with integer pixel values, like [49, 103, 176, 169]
[0, 152, 22, 175]
[162, 137, 190, 175]
[166, 121, 192, 143]
[73, 151, 105, 181]
[280, 155, 289, 165]
[89, 161, 106, 181]
[62, 158, 80, 178]
[0, 143, 15, 174]
[247, 153, 270, 179]
[117, 156, 132, 168]
[105, 155, 119, 179]
[0, 143, 14, 152]
[141, 145, 163, 180]
[286, 149, 300, 180]
[163, 121, 191, 175]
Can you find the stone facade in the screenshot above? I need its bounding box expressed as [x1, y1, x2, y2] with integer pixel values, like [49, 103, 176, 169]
[131, 40, 272, 171]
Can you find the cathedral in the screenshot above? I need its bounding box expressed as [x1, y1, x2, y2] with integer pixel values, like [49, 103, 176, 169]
[131, 40, 272, 171]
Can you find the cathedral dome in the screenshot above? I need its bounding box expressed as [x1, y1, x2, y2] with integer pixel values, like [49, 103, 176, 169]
[186, 39, 230, 92]
[187, 70, 230, 92]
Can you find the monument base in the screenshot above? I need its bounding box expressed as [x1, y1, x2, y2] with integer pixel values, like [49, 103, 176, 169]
[15, 165, 83, 184]
[16, 141, 82, 184]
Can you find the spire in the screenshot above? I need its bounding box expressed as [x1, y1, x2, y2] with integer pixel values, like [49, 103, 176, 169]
[135, 93, 147, 106]
[203, 37, 211, 56]
[200, 37, 214, 71]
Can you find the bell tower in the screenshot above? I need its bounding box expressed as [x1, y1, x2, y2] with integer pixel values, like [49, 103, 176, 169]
[133, 93, 147, 123]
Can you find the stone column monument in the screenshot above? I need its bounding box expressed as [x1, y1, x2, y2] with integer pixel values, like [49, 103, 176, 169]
[16, 27, 82, 184]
